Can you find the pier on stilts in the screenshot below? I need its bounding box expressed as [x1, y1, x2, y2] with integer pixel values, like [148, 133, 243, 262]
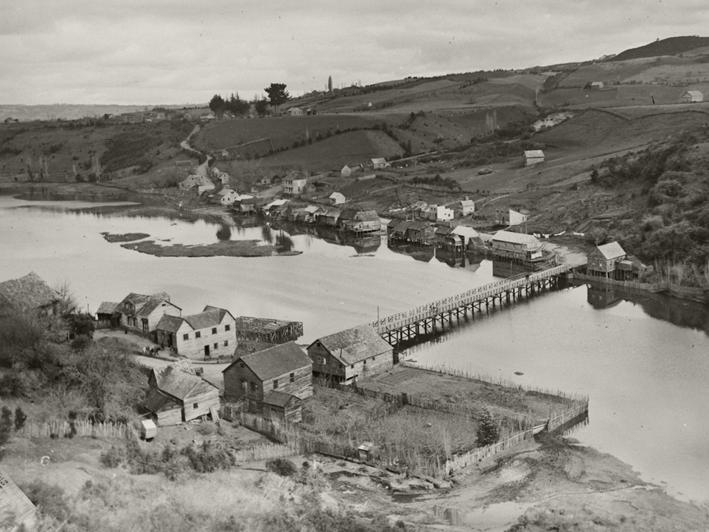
[370, 265, 574, 346]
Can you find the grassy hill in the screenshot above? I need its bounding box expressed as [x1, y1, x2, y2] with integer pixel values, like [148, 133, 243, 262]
[0, 120, 194, 183]
[612, 36, 709, 62]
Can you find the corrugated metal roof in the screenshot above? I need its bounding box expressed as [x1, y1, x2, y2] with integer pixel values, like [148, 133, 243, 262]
[227, 341, 311, 381]
[596, 241, 626, 260]
[312, 325, 392, 365]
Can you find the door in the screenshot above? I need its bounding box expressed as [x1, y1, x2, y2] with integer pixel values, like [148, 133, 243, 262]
[204, 345, 210, 358]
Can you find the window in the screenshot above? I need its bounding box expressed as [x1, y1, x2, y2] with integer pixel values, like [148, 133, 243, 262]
[273, 379, 278, 389]
[224, 340, 229, 347]
[193, 403, 198, 409]
[213, 343, 218, 350]
[212, 327, 217, 335]
[249, 382, 257, 392]
[350, 364, 354, 369]
[363, 360, 367, 365]
[225, 324, 231, 331]
[289, 372, 295, 383]
[371, 356, 375, 361]
[183, 333, 189, 341]
[196, 331, 201, 338]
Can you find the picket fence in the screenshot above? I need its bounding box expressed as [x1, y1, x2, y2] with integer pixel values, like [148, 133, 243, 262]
[17, 419, 134, 439]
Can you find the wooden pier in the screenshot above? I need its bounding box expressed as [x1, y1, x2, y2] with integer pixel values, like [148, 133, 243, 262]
[370, 265, 574, 346]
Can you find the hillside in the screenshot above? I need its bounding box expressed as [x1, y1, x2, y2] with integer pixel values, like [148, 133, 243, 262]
[612, 36, 709, 62]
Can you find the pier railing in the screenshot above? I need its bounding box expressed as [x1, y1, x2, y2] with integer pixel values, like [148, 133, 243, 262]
[369, 264, 572, 333]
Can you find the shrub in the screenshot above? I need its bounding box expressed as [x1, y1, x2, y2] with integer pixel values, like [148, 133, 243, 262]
[266, 457, 298, 477]
[21, 480, 71, 522]
[100, 445, 124, 468]
[13, 407, 26, 431]
[182, 441, 235, 473]
[0, 406, 12, 448]
[476, 409, 499, 447]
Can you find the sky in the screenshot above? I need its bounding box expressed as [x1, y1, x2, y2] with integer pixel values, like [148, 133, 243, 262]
[2, 0, 709, 105]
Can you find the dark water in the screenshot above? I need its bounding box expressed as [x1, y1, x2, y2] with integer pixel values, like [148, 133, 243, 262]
[1, 196, 708, 502]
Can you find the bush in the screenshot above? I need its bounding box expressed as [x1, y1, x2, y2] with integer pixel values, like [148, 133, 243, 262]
[13, 407, 26, 431]
[182, 441, 235, 473]
[21, 480, 71, 522]
[476, 409, 499, 447]
[100, 445, 124, 468]
[266, 457, 298, 477]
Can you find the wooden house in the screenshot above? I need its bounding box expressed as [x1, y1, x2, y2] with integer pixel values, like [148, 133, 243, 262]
[587, 242, 628, 279]
[218, 188, 240, 206]
[95, 301, 119, 329]
[522, 150, 545, 167]
[389, 220, 435, 245]
[284, 176, 307, 195]
[307, 325, 393, 384]
[262, 390, 303, 423]
[155, 306, 236, 359]
[222, 341, 313, 404]
[491, 231, 543, 262]
[329, 192, 346, 205]
[117, 292, 181, 336]
[316, 207, 341, 227]
[456, 199, 475, 217]
[145, 366, 220, 425]
[339, 209, 381, 233]
[0, 272, 60, 317]
[340, 165, 352, 178]
[682, 90, 703, 103]
[370, 157, 389, 169]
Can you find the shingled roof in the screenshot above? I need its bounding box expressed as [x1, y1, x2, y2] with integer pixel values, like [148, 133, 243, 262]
[151, 366, 217, 401]
[183, 306, 233, 330]
[0, 272, 59, 312]
[143, 387, 181, 413]
[156, 314, 185, 333]
[596, 241, 626, 260]
[96, 301, 119, 315]
[225, 341, 311, 381]
[310, 325, 391, 365]
[262, 390, 302, 408]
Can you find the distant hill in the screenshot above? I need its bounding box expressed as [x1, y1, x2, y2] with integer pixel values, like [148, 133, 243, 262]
[611, 36, 709, 61]
[0, 104, 192, 122]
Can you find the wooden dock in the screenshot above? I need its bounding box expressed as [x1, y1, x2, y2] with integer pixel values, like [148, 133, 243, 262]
[370, 265, 574, 346]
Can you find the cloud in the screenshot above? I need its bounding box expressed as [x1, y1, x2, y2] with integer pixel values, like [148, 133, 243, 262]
[1, 0, 708, 104]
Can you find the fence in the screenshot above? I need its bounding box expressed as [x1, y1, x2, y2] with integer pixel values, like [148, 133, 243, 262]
[232, 442, 298, 462]
[17, 419, 134, 440]
[443, 400, 589, 475]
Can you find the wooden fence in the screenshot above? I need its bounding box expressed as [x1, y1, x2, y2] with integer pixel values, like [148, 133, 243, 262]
[17, 419, 134, 439]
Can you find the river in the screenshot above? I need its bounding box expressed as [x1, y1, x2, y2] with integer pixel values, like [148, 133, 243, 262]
[1, 196, 708, 503]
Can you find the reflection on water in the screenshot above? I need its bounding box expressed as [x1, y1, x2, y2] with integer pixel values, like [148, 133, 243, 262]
[387, 241, 484, 271]
[2, 196, 709, 501]
[216, 224, 231, 241]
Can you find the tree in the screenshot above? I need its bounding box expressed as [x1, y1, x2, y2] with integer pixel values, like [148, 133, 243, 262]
[208, 94, 226, 118]
[226, 93, 250, 117]
[253, 98, 269, 117]
[476, 409, 499, 446]
[264, 83, 290, 109]
[328, 75, 333, 93]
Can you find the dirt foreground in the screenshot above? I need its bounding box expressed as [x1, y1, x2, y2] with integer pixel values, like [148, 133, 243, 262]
[3, 430, 708, 531]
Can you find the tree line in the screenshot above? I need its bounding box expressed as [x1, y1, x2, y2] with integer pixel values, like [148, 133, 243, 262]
[209, 83, 290, 118]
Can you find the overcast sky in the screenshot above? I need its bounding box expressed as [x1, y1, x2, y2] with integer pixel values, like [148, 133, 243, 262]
[2, 0, 708, 105]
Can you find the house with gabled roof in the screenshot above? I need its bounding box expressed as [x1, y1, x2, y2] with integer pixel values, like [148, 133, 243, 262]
[307, 325, 393, 384]
[523, 150, 545, 167]
[95, 301, 119, 328]
[145, 366, 220, 425]
[117, 292, 181, 336]
[587, 241, 631, 279]
[155, 305, 236, 359]
[339, 209, 381, 233]
[222, 341, 313, 409]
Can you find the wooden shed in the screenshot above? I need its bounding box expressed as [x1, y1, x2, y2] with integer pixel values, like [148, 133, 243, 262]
[262, 390, 303, 424]
[146, 366, 220, 424]
[587, 242, 627, 279]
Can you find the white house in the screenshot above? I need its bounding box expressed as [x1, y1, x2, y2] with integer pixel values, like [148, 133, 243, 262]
[284, 176, 307, 195]
[682, 90, 703, 103]
[329, 192, 346, 205]
[288, 107, 305, 116]
[451, 225, 479, 247]
[589, 81, 605, 90]
[218, 188, 240, 206]
[371, 158, 389, 170]
[523, 150, 545, 167]
[117, 292, 182, 336]
[340, 165, 352, 178]
[457, 199, 475, 216]
[155, 305, 237, 360]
